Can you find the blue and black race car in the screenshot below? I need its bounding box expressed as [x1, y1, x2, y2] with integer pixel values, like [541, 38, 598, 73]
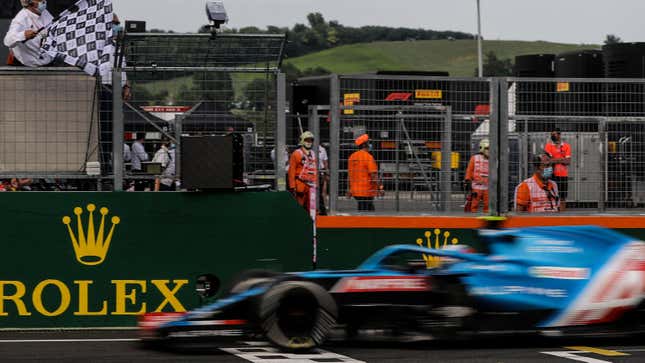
[139, 226, 645, 350]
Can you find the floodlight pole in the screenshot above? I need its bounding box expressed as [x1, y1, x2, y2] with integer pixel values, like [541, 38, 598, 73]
[477, 0, 483, 78]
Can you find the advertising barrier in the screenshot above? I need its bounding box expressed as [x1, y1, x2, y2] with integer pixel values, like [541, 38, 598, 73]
[0, 192, 312, 328]
[3, 191, 645, 329]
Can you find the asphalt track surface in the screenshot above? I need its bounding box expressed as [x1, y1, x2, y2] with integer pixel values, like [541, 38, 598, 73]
[1, 331, 645, 362]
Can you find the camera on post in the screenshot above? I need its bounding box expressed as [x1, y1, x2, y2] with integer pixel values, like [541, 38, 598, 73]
[205, 1, 228, 35]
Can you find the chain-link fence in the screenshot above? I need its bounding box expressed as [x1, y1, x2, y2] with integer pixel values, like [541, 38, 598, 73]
[507, 78, 645, 213]
[117, 32, 286, 191]
[292, 74, 645, 215]
[0, 67, 103, 191]
[0, 32, 286, 192]
[5, 56, 645, 212]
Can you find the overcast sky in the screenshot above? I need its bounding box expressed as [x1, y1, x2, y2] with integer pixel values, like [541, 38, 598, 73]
[113, 0, 645, 44]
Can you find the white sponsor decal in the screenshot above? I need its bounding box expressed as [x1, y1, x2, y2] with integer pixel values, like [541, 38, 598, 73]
[530, 267, 590, 280]
[332, 276, 427, 293]
[470, 285, 567, 298]
[526, 239, 583, 254]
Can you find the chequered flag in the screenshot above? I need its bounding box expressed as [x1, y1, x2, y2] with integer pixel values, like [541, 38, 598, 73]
[41, 0, 114, 77]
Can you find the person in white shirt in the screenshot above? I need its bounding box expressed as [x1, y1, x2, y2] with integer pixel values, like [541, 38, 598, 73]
[3, 0, 53, 67]
[155, 142, 176, 191]
[130, 133, 149, 172]
[318, 144, 329, 214]
[270, 146, 289, 173]
[123, 143, 131, 163]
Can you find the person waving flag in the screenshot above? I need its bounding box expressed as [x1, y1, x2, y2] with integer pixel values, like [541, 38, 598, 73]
[40, 0, 115, 77]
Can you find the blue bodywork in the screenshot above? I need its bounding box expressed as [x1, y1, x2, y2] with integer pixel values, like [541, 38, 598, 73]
[159, 225, 643, 331]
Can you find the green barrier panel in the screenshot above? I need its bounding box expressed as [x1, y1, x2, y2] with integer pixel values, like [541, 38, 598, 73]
[0, 192, 312, 328]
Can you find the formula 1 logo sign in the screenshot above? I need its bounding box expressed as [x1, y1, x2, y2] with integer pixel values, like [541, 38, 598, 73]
[415, 229, 460, 268]
[385, 92, 413, 101]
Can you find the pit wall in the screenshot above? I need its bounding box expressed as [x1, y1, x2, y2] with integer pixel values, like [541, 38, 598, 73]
[0, 192, 312, 328]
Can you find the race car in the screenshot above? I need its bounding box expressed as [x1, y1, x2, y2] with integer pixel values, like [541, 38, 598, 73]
[139, 225, 645, 350]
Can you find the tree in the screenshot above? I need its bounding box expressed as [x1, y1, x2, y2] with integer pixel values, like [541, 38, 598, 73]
[176, 72, 234, 111]
[475, 51, 513, 77]
[605, 34, 622, 45]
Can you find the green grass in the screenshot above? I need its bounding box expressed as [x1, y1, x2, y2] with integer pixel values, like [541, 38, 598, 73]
[285, 39, 601, 76]
[138, 39, 601, 104]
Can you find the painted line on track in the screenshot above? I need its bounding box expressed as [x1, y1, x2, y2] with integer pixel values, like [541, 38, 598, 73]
[0, 339, 139, 343]
[542, 351, 612, 363]
[543, 346, 632, 363]
[565, 346, 630, 357]
[221, 341, 365, 363]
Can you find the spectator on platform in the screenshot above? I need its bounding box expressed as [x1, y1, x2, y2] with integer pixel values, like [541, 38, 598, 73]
[129, 133, 149, 191]
[155, 141, 176, 192]
[514, 154, 560, 213]
[123, 143, 132, 164]
[4, 0, 53, 67]
[131, 133, 149, 173]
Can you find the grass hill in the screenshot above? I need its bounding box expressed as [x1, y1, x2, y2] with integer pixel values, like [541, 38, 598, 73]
[284, 40, 601, 76]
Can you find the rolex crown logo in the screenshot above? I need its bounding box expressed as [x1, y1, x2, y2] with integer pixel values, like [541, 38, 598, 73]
[416, 228, 459, 269]
[62, 204, 120, 266]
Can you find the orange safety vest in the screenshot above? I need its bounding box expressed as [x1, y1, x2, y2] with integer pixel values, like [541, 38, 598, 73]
[544, 142, 571, 177]
[472, 154, 489, 191]
[294, 148, 317, 186]
[515, 176, 560, 213]
[348, 149, 379, 197]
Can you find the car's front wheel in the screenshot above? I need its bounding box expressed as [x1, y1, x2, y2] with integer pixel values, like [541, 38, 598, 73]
[259, 281, 338, 351]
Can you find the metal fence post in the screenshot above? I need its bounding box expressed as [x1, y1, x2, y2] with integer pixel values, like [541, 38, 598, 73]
[489, 79, 500, 215]
[599, 120, 607, 212]
[275, 72, 287, 191]
[112, 70, 124, 191]
[174, 115, 183, 184]
[498, 78, 509, 214]
[395, 112, 401, 212]
[329, 75, 341, 214]
[440, 106, 452, 212]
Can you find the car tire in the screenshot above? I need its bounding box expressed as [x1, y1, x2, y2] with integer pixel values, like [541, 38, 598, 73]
[259, 281, 338, 351]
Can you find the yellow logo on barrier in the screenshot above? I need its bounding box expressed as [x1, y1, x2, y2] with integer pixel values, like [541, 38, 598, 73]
[62, 204, 120, 266]
[416, 229, 459, 268]
[415, 89, 443, 99]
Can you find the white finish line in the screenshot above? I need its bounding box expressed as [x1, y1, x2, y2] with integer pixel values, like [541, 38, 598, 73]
[541, 351, 612, 363]
[0, 339, 139, 343]
[221, 341, 365, 363]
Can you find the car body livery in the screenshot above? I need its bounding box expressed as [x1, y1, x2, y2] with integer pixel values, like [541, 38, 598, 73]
[139, 226, 645, 350]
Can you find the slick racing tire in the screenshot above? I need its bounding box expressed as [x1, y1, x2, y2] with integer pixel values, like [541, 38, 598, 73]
[229, 269, 279, 294]
[259, 281, 338, 351]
